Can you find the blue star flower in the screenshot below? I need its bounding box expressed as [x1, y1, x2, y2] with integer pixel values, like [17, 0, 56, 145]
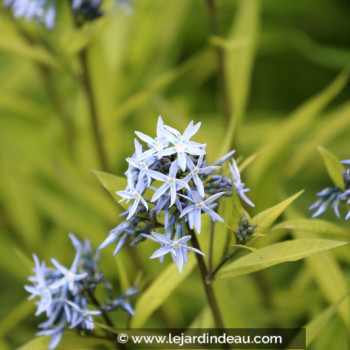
[116, 175, 148, 220]
[50, 254, 88, 293]
[157, 120, 206, 171]
[36, 322, 66, 350]
[147, 160, 189, 206]
[126, 139, 156, 186]
[24, 254, 56, 316]
[179, 191, 224, 233]
[135, 116, 171, 159]
[4, 0, 56, 29]
[142, 232, 204, 273]
[229, 158, 255, 207]
[183, 154, 220, 197]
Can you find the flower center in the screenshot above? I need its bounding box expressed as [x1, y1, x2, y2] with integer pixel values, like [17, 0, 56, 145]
[141, 162, 148, 170]
[43, 288, 51, 297]
[168, 177, 176, 185]
[134, 191, 141, 199]
[172, 241, 182, 249]
[195, 202, 205, 209]
[192, 167, 199, 175]
[155, 141, 163, 151]
[176, 142, 185, 152]
[67, 271, 75, 281]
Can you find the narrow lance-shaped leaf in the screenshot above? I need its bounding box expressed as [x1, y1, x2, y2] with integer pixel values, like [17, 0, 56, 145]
[289, 293, 349, 349]
[131, 257, 195, 327]
[273, 218, 350, 241]
[318, 146, 344, 189]
[91, 170, 128, 210]
[221, 0, 260, 152]
[217, 239, 348, 279]
[251, 190, 304, 235]
[250, 72, 348, 185]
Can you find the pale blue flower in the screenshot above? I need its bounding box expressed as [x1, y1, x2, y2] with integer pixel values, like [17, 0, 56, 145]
[135, 116, 171, 159]
[341, 160, 350, 166]
[309, 187, 343, 218]
[4, 0, 56, 29]
[50, 254, 87, 293]
[126, 139, 156, 186]
[179, 191, 224, 233]
[65, 300, 101, 330]
[183, 154, 220, 197]
[37, 322, 65, 350]
[142, 232, 204, 272]
[116, 175, 148, 220]
[158, 120, 206, 171]
[147, 160, 189, 206]
[24, 255, 55, 316]
[229, 158, 254, 207]
[213, 149, 236, 166]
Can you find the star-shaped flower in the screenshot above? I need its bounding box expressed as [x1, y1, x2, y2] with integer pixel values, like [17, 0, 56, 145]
[183, 154, 220, 197]
[229, 158, 254, 207]
[142, 232, 204, 273]
[135, 116, 171, 159]
[157, 121, 206, 171]
[179, 191, 224, 233]
[50, 254, 87, 294]
[116, 175, 148, 220]
[126, 139, 156, 186]
[147, 160, 189, 206]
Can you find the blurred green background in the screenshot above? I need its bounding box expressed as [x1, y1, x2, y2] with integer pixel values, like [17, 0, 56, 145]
[0, 0, 350, 349]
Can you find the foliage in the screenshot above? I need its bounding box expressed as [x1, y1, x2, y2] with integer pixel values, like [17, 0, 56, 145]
[0, 0, 350, 349]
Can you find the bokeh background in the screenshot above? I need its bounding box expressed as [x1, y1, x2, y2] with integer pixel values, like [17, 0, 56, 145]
[0, 0, 350, 349]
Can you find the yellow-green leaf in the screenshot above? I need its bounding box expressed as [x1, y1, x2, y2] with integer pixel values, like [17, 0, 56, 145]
[318, 146, 344, 188]
[305, 294, 349, 347]
[251, 191, 304, 234]
[131, 257, 195, 327]
[217, 239, 348, 279]
[273, 219, 350, 241]
[91, 170, 127, 210]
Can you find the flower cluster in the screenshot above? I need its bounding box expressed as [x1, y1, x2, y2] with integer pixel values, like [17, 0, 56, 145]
[100, 116, 255, 272]
[25, 234, 137, 349]
[4, 0, 134, 29]
[309, 160, 350, 220]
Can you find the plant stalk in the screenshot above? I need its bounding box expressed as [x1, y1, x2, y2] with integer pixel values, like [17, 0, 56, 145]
[205, 0, 232, 126]
[79, 49, 108, 171]
[86, 289, 126, 350]
[188, 225, 225, 329]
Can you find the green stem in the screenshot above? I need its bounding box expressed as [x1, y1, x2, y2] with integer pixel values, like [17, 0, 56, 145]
[79, 49, 108, 171]
[208, 250, 239, 283]
[86, 289, 126, 350]
[208, 220, 215, 274]
[205, 0, 232, 126]
[188, 225, 225, 329]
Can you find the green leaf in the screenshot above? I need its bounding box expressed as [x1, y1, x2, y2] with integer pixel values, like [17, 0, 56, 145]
[221, 0, 260, 152]
[318, 146, 344, 188]
[251, 191, 304, 234]
[272, 219, 350, 241]
[17, 336, 49, 350]
[0, 300, 35, 338]
[131, 257, 195, 327]
[305, 294, 349, 347]
[91, 170, 128, 210]
[305, 253, 350, 331]
[250, 72, 348, 185]
[285, 101, 350, 178]
[217, 239, 348, 279]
